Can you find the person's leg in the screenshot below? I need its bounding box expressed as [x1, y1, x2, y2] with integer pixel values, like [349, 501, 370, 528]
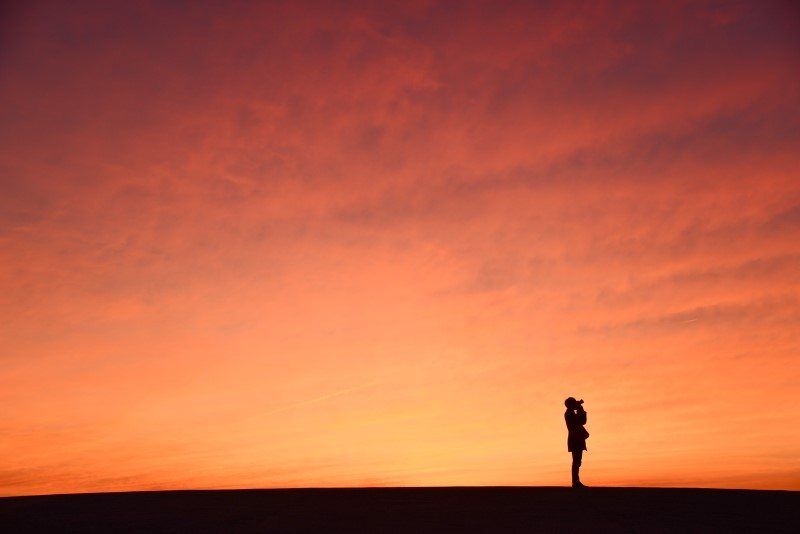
[571, 450, 583, 486]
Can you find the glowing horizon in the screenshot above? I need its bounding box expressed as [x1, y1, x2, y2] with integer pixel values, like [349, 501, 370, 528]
[1, 1, 799, 496]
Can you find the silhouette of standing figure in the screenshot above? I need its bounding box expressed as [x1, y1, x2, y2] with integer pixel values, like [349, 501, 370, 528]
[564, 397, 589, 488]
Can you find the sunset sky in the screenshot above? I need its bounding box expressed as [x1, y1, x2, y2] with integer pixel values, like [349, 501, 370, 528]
[1, 1, 799, 496]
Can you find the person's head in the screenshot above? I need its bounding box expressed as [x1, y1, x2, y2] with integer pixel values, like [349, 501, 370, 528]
[564, 397, 577, 410]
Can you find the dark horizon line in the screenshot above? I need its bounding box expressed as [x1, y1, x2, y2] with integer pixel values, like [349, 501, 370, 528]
[3, 484, 797, 499]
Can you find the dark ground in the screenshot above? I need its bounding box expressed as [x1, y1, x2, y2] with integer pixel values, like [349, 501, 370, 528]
[1, 487, 798, 533]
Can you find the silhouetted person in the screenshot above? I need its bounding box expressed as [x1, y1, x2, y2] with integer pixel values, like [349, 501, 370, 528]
[564, 397, 589, 488]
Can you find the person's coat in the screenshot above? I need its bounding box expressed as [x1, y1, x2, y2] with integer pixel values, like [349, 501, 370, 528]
[565, 408, 589, 451]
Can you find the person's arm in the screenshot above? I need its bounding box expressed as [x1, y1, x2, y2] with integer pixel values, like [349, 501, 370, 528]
[577, 406, 587, 425]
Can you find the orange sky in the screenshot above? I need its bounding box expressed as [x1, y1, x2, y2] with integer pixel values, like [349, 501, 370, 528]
[1, 1, 799, 496]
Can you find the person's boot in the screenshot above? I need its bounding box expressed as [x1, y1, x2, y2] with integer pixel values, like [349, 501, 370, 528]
[572, 465, 586, 488]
